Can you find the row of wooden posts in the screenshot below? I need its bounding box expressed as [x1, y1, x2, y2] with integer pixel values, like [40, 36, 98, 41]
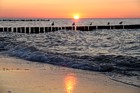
[0, 24, 140, 34]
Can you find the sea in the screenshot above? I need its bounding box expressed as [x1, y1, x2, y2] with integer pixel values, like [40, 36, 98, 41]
[0, 18, 140, 87]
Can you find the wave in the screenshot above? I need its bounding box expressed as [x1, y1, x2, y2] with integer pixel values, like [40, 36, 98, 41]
[0, 30, 140, 87]
[2, 42, 139, 72]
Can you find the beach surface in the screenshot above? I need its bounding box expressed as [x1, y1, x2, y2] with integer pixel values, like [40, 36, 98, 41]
[0, 56, 139, 93]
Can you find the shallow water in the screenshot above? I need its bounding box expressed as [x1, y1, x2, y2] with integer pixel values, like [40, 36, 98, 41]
[1, 57, 139, 93]
[0, 18, 140, 87]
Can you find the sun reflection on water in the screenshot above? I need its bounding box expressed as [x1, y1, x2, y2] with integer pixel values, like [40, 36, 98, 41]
[64, 73, 77, 93]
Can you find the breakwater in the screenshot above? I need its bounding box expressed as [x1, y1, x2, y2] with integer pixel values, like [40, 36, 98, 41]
[0, 24, 140, 33]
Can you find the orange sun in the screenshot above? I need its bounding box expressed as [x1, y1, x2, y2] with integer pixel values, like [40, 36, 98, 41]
[74, 15, 79, 19]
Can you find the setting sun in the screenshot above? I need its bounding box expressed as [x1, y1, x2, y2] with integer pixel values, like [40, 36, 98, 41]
[0, 0, 140, 18]
[74, 15, 80, 19]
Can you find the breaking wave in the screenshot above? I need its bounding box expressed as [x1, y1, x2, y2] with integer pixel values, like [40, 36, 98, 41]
[0, 29, 140, 87]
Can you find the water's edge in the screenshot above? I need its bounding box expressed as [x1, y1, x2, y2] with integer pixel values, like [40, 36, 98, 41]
[0, 31, 140, 87]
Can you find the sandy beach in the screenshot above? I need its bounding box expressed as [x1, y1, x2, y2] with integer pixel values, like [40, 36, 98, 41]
[0, 56, 139, 93]
[1, 0, 140, 92]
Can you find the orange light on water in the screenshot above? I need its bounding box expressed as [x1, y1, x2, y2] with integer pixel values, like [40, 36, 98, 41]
[64, 73, 77, 93]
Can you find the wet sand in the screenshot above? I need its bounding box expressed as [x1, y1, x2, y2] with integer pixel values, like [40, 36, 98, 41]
[0, 56, 139, 93]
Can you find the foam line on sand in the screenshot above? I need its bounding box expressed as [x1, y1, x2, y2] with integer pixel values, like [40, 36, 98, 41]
[0, 56, 140, 93]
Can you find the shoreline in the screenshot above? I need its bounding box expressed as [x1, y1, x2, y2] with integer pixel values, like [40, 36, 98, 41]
[0, 56, 139, 93]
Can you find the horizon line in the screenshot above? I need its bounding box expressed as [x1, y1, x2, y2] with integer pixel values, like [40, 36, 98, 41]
[0, 17, 140, 19]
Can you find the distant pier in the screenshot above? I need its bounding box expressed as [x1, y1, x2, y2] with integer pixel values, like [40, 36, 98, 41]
[0, 24, 140, 34]
[0, 19, 50, 21]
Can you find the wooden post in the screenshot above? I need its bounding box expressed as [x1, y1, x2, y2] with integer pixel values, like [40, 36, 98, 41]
[20, 27, 22, 33]
[29, 27, 31, 34]
[43, 27, 45, 33]
[39, 27, 40, 33]
[50, 27, 51, 32]
[74, 25, 77, 31]
[88, 26, 89, 31]
[2, 27, 4, 32]
[0, 27, 3, 32]
[11, 27, 13, 32]
[47, 27, 51, 32]
[33, 27, 35, 33]
[96, 26, 98, 29]
[15, 27, 17, 33]
[113, 26, 115, 29]
[123, 25, 124, 29]
[8, 27, 12, 32]
[24, 27, 26, 33]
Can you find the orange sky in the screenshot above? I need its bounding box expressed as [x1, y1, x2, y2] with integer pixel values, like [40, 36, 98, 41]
[0, 0, 140, 18]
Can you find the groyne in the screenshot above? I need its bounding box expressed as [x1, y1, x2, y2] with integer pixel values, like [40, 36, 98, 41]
[0, 24, 140, 33]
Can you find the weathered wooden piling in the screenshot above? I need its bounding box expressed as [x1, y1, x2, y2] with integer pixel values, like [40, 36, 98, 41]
[25, 27, 30, 33]
[66, 26, 73, 30]
[17, 27, 20, 33]
[31, 27, 35, 33]
[7, 27, 11, 32]
[4, 27, 8, 32]
[0, 27, 3, 32]
[22, 27, 25, 33]
[45, 27, 49, 32]
[34, 27, 39, 33]
[40, 27, 44, 33]
[13, 27, 16, 32]
[124, 24, 140, 29]
[0, 24, 140, 34]
[58, 27, 62, 30]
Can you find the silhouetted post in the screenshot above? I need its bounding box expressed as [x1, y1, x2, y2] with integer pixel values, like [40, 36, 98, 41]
[47, 27, 49, 32]
[11, 27, 13, 32]
[33, 27, 35, 33]
[60, 27, 62, 30]
[38, 27, 40, 33]
[88, 26, 89, 31]
[43, 27, 45, 33]
[4, 27, 7, 32]
[29, 27, 31, 34]
[16, 27, 18, 33]
[96, 26, 98, 29]
[5, 27, 7, 32]
[113, 26, 115, 29]
[20, 27, 22, 33]
[25, 27, 26, 33]
[23, 27, 25, 33]
[2, 27, 4, 32]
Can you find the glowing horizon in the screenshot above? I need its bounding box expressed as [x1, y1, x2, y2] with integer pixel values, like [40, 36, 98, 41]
[0, 0, 140, 18]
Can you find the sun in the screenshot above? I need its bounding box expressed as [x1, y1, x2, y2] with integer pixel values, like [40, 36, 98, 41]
[74, 15, 79, 19]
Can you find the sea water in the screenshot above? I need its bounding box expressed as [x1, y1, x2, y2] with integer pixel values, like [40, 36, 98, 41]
[0, 18, 140, 27]
[0, 18, 140, 87]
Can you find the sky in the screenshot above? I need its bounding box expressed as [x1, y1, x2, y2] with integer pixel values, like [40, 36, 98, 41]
[0, 0, 140, 18]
